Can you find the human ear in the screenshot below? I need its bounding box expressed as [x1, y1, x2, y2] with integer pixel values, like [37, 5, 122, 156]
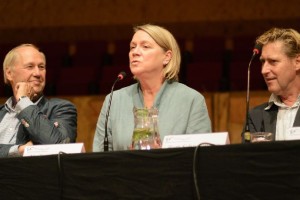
[5, 67, 13, 82]
[163, 50, 172, 65]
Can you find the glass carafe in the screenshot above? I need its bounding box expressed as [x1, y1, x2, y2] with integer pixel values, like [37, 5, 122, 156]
[131, 107, 161, 150]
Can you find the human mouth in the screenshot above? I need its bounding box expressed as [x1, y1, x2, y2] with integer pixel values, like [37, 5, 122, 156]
[29, 80, 42, 85]
[131, 60, 139, 65]
[264, 77, 276, 84]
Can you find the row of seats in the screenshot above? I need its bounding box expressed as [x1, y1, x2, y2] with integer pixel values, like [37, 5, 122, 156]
[184, 59, 266, 92]
[0, 60, 265, 97]
[45, 66, 135, 96]
[0, 35, 263, 96]
[0, 35, 257, 68]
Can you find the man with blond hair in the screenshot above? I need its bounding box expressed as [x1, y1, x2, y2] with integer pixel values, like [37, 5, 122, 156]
[248, 28, 300, 141]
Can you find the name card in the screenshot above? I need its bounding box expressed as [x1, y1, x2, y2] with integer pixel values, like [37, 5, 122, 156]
[162, 132, 230, 148]
[286, 127, 300, 140]
[23, 143, 85, 157]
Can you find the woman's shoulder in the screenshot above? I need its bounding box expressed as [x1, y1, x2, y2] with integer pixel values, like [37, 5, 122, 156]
[169, 81, 204, 98]
[106, 83, 138, 99]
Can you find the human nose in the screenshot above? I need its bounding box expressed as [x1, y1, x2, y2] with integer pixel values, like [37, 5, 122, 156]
[32, 66, 41, 76]
[261, 62, 269, 76]
[130, 46, 140, 55]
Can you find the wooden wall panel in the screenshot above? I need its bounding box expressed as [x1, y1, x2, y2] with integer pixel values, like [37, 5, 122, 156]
[207, 91, 270, 144]
[61, 95, 104, 152]
[213, 92, 230, 133]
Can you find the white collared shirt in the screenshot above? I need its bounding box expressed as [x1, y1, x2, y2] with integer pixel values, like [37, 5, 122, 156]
[265, 94, 300, 141]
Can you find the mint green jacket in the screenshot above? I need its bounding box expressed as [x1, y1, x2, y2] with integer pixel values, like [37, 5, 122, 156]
[93, 81, 211, 152]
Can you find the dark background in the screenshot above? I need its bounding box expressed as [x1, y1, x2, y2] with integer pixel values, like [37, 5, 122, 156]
[0, 0, 299, 96]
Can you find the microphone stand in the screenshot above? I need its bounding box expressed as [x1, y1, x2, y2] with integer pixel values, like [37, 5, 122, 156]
[243, 44, 261, 143]
[244, 55, 255, 143]
[104, 72, 126, 151]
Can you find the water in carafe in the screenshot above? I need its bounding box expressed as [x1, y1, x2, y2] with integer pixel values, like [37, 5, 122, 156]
[131, 107, 161, 150]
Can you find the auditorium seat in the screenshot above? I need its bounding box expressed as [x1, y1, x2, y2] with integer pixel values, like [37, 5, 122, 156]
[250, 59, 267, 90]
[229, 60, 265, 91]
[186, 61, 222, 92]
[0, 44, 18, 97]
[98, 66, 134, 95]
[0, 43, 16, 61]
[192, 36, 225, 62]
[38, 42, 69, 68]
[114, 39, 131, 66]
[44, 67, 58, 95]
[229, 61, 248, 90]
[72, 41, 107, 67]
[56, 66, 100, 95]
[231, 36, 257, 61]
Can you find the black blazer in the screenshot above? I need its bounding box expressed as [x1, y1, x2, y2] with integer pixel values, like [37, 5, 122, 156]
[248, 102, 300, 136]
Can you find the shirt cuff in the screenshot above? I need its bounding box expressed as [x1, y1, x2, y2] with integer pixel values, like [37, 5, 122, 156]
[15, 97, 34, 113]
[8, 145, 22, 157]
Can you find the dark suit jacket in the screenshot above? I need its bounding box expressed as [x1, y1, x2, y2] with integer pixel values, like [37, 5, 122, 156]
[0, 96, 77, 157]
[248, 102, 300, 137]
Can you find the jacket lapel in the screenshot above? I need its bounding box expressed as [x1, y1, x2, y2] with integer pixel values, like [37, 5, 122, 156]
[293, 108, 300, 127]
[0, 105, 7, 123]
[263, 105, 278, 134]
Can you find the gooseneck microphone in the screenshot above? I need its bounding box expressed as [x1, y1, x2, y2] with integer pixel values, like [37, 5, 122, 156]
[104, 71, 127, 151]
[243, 44, 262, 143]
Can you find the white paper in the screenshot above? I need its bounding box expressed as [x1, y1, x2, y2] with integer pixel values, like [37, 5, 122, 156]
[286, 127, 300, 140]
[162, 132, 230, 148]
[23, 143, 85, 157]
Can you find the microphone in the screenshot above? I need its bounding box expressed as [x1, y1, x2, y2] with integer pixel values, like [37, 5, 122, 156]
[243, 44, 262, 143]
[104, 71, 127, 151]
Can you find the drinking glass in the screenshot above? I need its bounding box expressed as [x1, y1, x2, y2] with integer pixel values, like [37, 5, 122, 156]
[250, 132, 274, 143]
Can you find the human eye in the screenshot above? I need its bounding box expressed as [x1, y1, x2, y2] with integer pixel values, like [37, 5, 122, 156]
[39, 65, 46, 70]
[25, 65, 34, 69]
[269, 59, 278, 65]
[129, 44, 136, 51]
[144, 42, 152, 48]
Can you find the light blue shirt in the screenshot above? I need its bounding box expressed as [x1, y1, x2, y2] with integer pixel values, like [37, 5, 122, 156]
[93, 81, 212, 151]
[0, 96, 36, 156]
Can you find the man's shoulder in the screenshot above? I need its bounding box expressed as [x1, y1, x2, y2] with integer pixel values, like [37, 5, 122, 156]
[43, 97, 75, 107]
[250, 102, 272, 116]
[252, 102, 269, 110]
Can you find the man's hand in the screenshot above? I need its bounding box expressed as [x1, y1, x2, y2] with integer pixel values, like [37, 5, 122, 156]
[18, 141, 33, 155]
[15, 82, 36, 101]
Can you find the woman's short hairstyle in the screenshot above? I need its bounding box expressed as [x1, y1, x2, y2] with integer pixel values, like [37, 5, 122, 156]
[256, 27, 300, 58]
[133, 24, 181, 81]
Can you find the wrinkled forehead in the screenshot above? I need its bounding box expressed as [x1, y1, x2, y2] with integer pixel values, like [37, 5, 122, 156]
[260, 41, 289, 60]
[14, 46, 46, 63]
